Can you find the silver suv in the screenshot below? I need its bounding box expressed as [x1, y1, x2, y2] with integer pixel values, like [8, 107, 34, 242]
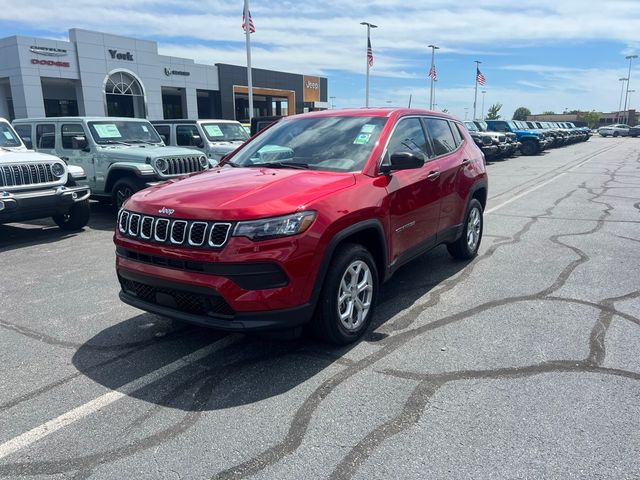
[13, 117, 211, 208]
[151, 119, 249, 164]
[0, 118, 90, 230]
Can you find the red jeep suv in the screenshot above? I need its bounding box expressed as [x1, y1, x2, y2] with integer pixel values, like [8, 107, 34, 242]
[115, 109, 487, 344]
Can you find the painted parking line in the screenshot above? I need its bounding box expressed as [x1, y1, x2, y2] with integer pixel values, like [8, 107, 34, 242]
[0, 334, 240, 460]
[485, 146, 615, 215]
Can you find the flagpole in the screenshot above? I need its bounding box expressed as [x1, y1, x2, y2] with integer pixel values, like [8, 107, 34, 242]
[428, 44, 439, 109]
[244, 0, 254, 123]
[473, 60, 481, 120]
[360, 22, 377, 107]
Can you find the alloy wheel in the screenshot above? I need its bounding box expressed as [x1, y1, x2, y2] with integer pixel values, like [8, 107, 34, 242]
[467, 206, 482, 252]
[337, 260, 373, 331]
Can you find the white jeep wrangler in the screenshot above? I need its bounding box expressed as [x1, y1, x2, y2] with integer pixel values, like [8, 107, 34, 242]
[0, 118, 91, 231]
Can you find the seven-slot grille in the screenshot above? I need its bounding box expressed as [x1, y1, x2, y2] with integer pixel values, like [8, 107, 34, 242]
[118, 210, 231, 248]
[163, 156, 206, 176]
[0, 163, 59, 188]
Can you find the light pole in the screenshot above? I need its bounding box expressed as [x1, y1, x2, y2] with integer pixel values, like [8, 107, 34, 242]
[428, 44, 439, 110]
[618, 77, 628, 121]
[330, 96, 336, 109]
[481, 90, 486, 120]
[623, 55, 638, 123]
[464, 107, 469, 120]
[473, 60, 481, 119]
[628, 90, 636, 112]
[360, 22, 378, 107]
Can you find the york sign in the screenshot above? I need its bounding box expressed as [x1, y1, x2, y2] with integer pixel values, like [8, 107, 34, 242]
[108, 49, 134, 61]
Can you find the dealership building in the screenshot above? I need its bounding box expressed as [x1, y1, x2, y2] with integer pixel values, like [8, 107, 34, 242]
[0, 28, 329, 122]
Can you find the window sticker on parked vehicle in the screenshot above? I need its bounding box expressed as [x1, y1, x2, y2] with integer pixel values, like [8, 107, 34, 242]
[361, 124, 377, 134]
[204, 125, 224, 137]
[354, 133, 371, 145]
[141, 125, 149, 133]
[3, 131, 12, 140]
[93, 124, 122, 138]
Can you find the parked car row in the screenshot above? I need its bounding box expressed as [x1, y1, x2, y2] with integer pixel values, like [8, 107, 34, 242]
[598, 124, 640, 137]
[462, 119, 590, 159]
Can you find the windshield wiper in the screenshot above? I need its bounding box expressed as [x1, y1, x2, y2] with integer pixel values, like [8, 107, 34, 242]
[250, 161, 310, 170]
[99, 140, 133, 146]
[128, 140, 161, 146]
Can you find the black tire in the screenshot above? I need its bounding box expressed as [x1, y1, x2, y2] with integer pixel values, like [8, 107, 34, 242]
[447, 198, 483, 260]
[312, 243, 379, 345]
[53, 200, 90, 231]
[112, 178, 142, 210]
[519, 139, 539, 156]
[613, 131, 619, 137]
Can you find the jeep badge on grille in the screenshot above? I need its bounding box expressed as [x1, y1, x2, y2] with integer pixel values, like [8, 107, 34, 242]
[158, 207, 175, 216]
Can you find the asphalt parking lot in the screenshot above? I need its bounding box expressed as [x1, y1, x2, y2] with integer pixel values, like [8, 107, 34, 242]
[1, 136, 639, 479]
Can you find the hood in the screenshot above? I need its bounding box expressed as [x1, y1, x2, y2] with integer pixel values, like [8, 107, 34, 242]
[97, 145, 202, 161]
[0, 149, 64, 164]
[125, 166, 356, 220]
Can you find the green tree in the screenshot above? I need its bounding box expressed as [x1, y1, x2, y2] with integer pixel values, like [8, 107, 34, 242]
[512, 107, 531, 120]
[541, 110, 555, 115]
[581, 111, 602, 128]
[486, 103, 503, 120]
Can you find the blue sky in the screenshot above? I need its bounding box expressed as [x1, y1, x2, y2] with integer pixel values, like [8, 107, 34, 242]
[1, 0, 639, 120]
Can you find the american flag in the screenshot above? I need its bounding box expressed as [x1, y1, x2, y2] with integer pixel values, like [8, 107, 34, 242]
[367, 38, 374, 67]
[428, 64, 437, 81]
[476, 67, 486, 86]
[242, 9, 256, 33]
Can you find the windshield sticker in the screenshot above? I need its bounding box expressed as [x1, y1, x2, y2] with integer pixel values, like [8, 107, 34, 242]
[3, 131, 13, 140]
[353, 133, 371, 145]
[141, 125, 149, 132]
[94, 124, 122, 138]
[204, 124, 224, 137]
[360, 124, 376, 134]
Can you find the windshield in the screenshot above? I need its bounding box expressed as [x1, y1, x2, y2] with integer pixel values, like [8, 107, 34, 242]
[476, 121, 489, 131]
[226, 116, 388, 172]
[88, 120, 162, 145]
[0, 122, 23, 148]
[201, 122, 249, 142]
[463, 121, 478, 132]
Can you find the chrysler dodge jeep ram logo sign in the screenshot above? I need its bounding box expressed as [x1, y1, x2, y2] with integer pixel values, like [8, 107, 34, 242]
[29, 46, 67, 56]
[109, 49, 134, 61]
[164, 68, 190, 77]
[31, 59, 70, 68]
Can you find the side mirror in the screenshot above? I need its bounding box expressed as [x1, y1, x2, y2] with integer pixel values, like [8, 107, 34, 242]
[379, 151, 425, 174]
[159, 134, 168, 143]
[72, 135, 88, 150]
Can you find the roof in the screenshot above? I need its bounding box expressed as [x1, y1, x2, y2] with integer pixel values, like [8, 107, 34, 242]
[149, 119, 241, 125]
[282, 107, 455, 120]
[12, 117, 153, 123]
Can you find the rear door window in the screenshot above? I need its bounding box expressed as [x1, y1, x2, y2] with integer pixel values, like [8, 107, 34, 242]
[36, 124, 56, 149]
[176, 125, 201, 147]
[423, 118, 456, 156]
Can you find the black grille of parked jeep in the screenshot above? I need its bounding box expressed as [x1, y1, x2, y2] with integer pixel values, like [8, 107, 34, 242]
[0, 163, 59, 188]
[163, 156, 206, 176]
[118, 210, 231, 249]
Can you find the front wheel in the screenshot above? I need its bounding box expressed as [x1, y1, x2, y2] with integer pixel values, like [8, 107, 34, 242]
[53, 200, 91, 231]
[519, 140, 539, 156]
[112, 178, 141, 209]
[447, 199, 483, 260]
[313, 244, 378, 345]
[613, 131, 619, 137]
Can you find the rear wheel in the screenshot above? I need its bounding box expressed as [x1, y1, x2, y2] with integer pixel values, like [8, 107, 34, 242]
[447, 199, 483, 260]
[313, 244, 378, 345]
[53, 200, 90, 231]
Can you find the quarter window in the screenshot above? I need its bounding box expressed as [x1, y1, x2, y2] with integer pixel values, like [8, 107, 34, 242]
[450, 121, 464, 146]
[61, 124, 86, 150]
[176, 125, 201, 147]
[36, 124, 56, 149]
[386, 118, 430, 160]
[424, 118, 456, 156]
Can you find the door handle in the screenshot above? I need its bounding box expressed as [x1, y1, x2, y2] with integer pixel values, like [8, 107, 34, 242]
[461, 158, 471, 166]
[426, 171, 440, 180]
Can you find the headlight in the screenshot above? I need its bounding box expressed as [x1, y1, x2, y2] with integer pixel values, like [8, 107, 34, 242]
[233, 211, 316, 241]
[473, 137, 483, 146]
[51, 162, 65, 178]
[199, 156, 208, 168]
[155, 158, 168, 173]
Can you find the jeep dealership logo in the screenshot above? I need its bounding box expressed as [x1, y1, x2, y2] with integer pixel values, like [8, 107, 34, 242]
[158, 207, 175, 216]
[305, 80, 320, 90]
[164, 67, 190, 77]
[109, 49, 134, 61]
[29, 46, 67, 56]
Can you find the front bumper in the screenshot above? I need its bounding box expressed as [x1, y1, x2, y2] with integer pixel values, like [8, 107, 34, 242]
[0, 185, 91, 223]
[481, 145, 499, 158]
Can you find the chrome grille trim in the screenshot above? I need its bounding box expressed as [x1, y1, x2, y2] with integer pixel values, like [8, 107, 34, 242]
[170, 220, 188, 244]
[209, 223, 232, 248]
[118, 210, 231, 249]
[154, 218, 170, 242]
[163, 156, 206, 177]
[188, 222, 208, 246]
